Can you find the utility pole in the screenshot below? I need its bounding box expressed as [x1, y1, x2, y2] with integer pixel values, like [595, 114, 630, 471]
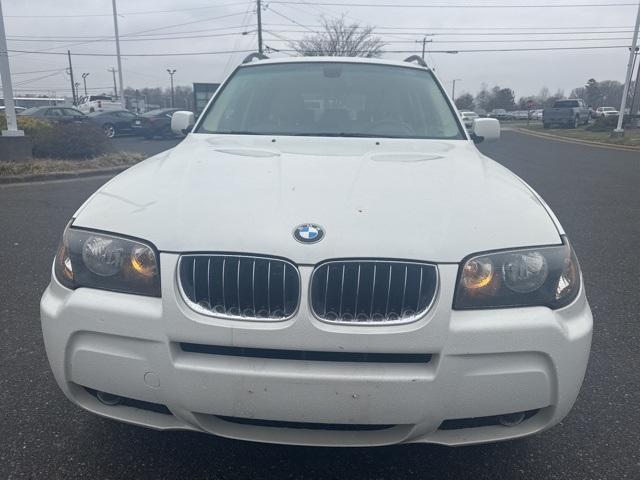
[0, 0, 22, 136]
[167, 69, 176, 108]
[81, 72, 90, 97]
[67, 50, 77, 105]
[613, 0, 640, 135]
[452, 79, 462, 100]
[112, 0, 125, 108]
[419, 35, 433, 60]
[257, 0, 263, 55]
[108, 67, 118, 99]
[629, 48, 640, 116]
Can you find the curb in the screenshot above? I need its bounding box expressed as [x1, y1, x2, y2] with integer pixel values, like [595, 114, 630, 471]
[515, 128, 640, 152]
[0, 165, 130, 185]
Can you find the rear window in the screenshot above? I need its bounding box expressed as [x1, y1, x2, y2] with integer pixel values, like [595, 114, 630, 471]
[197, 62, 464, 139]
[553, 100, 579, 108]
[90, 95, 112, 101]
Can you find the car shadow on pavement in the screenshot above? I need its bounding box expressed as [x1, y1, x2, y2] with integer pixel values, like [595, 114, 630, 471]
[79, 417, 543, 480]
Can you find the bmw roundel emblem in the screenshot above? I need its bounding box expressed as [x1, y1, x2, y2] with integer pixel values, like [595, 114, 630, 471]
[294, 224, 324, 244]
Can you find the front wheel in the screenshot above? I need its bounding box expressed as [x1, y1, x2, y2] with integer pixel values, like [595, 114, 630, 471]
[102, 123, 116, 139]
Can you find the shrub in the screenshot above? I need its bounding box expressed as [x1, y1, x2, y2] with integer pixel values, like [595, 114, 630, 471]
[31, 122, 112, 159]
[0, 114, 52, 136]
[586, 115, 630, 132]
[1, 115, 111, 159]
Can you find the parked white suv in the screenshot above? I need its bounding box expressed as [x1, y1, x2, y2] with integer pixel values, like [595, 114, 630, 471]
[77, 95, 121, 113]
[595, 106, 619, 117]
[41, 56, 591, 447]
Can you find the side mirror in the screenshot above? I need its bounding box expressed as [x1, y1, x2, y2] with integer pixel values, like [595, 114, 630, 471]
[171, 111, 195, 135]
[471, 118, 500, 144]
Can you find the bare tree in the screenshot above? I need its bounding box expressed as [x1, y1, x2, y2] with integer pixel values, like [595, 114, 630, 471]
[291, 16, 385, 57]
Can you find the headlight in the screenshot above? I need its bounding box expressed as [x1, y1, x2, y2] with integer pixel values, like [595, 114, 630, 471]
[454, 237, 581, 310]
[54, 227, 160, 297]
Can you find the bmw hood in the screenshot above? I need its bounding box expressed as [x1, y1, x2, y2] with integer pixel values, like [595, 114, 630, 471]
[72, 134, 561, 264]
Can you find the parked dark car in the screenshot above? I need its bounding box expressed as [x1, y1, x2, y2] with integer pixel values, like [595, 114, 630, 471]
[88, 110, 140, 138]
[18, 106, 88, 124]
[132, 108, 181, 139]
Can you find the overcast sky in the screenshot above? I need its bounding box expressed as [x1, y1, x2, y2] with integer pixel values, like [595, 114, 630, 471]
[2, 0, 638, 101]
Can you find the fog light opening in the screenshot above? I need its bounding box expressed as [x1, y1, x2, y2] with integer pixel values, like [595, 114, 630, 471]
[499, 412, 526, 427]
[96, 391, 122, 406]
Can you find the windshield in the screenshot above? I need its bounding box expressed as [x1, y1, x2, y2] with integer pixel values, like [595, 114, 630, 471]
[197, 62, 464, 139]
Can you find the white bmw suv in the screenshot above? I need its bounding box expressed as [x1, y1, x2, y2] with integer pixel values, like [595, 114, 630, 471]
[41, 56, 592, 447]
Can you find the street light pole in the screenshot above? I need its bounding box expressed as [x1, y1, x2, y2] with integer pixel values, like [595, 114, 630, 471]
[167, 69, 176, 108]
[452, 79, 462, 100]
[111, 0, 125, 108]
[0, 0, 22, 136]
[614, 0, 640, 135]
[81, 73, 90, 97]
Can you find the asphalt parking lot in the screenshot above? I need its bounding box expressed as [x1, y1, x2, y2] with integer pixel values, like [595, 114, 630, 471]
[1, 131, 639, 479]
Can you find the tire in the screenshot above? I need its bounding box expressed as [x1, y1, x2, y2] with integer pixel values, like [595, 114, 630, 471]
[89, 107, 95, 113]
[543, 123, 550, 129]
[102, 123, 116, 139]
[160, 125, 172, 139]
[573, 116, 580, 129]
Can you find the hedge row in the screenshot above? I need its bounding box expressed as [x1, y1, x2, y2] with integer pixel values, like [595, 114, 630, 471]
[0, 115, 111, 159]
[586, 115, 632, 132]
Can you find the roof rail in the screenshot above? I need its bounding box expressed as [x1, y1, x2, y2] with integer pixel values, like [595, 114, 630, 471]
[242, 52, 269, 64]
[403, 55, 429, 68]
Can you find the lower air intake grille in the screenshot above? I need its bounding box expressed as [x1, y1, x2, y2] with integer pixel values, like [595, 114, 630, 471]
[179, 255, 300, 320]
[216, 416, 395, 431]
[310, 260, 438, 324]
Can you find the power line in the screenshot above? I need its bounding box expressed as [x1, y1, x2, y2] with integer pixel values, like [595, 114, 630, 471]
[7, 48, 257, 57]
[269, 1, 640, 8]
[261, 28, 636, 36]
[4, 1, 252, 18]
[268, 7, 317, 32]
[8, 11, 251, 57]
[6, 44, 630, 58]
[267, 36, 636, 44]
[13, 71, 65, 86]
[5, 24, 256, 41]
[263, 22, 637, 30]
[7, 30, 256, 43]
[12, 68, 66, 75]
[278, 44, 631, 53]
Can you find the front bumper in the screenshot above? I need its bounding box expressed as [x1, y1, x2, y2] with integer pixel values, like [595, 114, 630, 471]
[41, 254, 592, 447]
